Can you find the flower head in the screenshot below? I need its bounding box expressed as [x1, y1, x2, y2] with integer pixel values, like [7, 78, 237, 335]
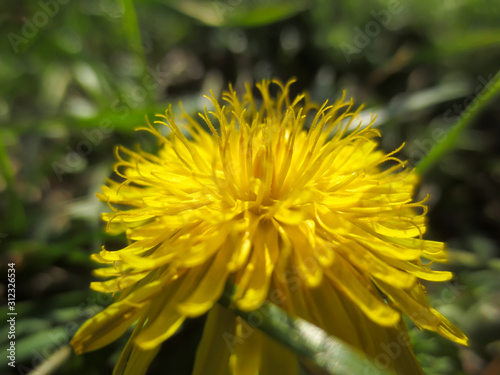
[71, 79, 467, 374]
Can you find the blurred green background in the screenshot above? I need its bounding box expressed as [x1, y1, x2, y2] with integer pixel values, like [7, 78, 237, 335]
[1, 0, 500, 374]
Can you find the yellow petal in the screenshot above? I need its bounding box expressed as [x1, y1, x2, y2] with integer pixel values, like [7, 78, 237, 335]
[325, 253, 400, 327]
[134, 267, 212, 350]
[235, 222, 278, 311]
[71, 304, 140, 355]
[259, 329, 298, 375]
[119, 343, 160, 375]
[305, 279, 424, 375]
[71, 281, 163, 354]
[90, 272, 149, 293]
[192, 305, 236, 375]
[284, 222, 323, 287]
[227, 214, 260, 272]
[385, 237, 447, 262]
[358, 217, 425, 238]
[113, 316, 161, 375]
[229, 317, 263, 375]
[337, 239, 417, 289]
[273, 207, 306, 225]
[135, 309, 184, 351]
[347, 233, 422, 261]
[177, 243, 232, 317]
[378, 256, 453, 282]
[376, 280, 468, 345]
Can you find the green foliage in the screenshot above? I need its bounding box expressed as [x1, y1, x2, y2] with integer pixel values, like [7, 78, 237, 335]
[162, 0, 310, 27]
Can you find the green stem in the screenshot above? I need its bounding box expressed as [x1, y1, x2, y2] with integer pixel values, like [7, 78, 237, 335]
[416, 71, 500, 175]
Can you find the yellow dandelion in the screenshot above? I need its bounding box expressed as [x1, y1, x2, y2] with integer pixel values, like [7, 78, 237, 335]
[71, 78, 467, 375]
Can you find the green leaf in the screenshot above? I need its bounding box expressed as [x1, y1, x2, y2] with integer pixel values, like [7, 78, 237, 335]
[434, 30, 500, 57]
[163, 0, 310, 27]
[121, 0, 146, 65]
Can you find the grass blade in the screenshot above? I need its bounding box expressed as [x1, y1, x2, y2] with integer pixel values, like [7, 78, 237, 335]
[416, 71, 500, 174]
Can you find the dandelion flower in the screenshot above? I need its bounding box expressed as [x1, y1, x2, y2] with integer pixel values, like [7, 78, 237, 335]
[71, 79, 467, 375]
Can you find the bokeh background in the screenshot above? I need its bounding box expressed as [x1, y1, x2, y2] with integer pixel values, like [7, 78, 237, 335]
[1, 0, 500, 374]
